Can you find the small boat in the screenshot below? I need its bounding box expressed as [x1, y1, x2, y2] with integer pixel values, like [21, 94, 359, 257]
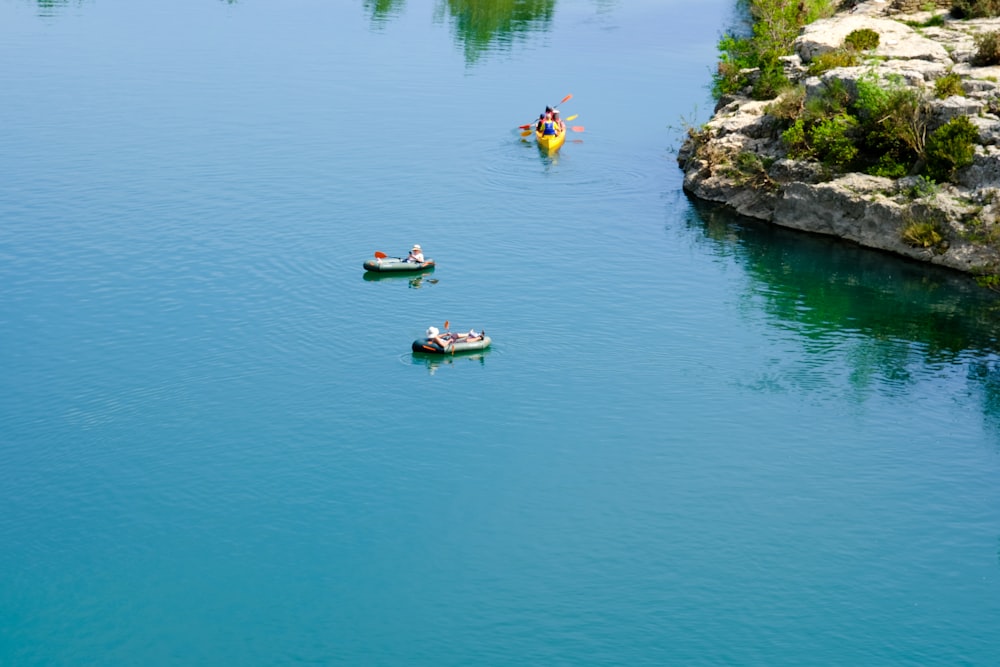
[536, 127, 566, 153]
[412, 333, 492, 354]
[363, 256, 435, 272]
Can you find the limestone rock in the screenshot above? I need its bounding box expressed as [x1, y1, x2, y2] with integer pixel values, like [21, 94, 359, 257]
[795, 16, 950, 64]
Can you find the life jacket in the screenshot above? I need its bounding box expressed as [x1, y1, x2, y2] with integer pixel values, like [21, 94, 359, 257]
[542, 120, 557, 136]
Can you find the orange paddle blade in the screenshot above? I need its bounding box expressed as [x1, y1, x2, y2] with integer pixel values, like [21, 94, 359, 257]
[559, 94, 572, 105]
[520, 130, 532, 137]
[444, 320, 449, 330]
[571, 126, 584, 132]
[375, 251, 387, 258]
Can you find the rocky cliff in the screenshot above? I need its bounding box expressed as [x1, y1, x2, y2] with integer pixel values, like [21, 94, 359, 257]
[678, 0, 1000, 277]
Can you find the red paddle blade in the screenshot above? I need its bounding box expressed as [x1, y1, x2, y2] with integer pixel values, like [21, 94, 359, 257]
[518, 124, 532, 130]
[571, 126, 585, 132]
[444, 320, 449, 330]
[375, 251, 387, 258]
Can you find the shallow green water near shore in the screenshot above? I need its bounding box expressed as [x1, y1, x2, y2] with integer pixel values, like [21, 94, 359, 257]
[2, 1, 999, 664]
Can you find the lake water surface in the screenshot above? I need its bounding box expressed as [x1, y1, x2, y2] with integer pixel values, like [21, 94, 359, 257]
[2, 1, 1000, 664]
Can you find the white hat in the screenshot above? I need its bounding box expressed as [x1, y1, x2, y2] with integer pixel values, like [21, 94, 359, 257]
[426, 326, 439, 337]
[412, 244, 421, 250]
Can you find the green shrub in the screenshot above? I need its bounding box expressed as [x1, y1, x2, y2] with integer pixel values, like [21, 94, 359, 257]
[905, 13, 947, 27]
[844, 28, 880, 52]
[729, 151, 776, 188]
[908, 175, 940, 199]
[807, 49, 860, 75]
[811, 113, 860, 169]
[975, 273, 1000, 292]
[766, 85, 806, 122]
[867, 154, 908, 178]
[805, 77, 851, 119]
[963, 217, 1000, 244]
[924, 115, 979, 182]
[751, 62, 790, 100]
[781, 118, 812, 158]
[952, 0, 1000, 19]
[713, 0, 839, 100]
[852, 75, 926, 173]
[713, 34, 755, 98]
[974, 30, 1000, 65]
[934, 72, 965, 98]
[902, 220, 944, 248]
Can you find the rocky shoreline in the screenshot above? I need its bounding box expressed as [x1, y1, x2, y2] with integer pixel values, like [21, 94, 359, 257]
[678, 0, 1000, 278]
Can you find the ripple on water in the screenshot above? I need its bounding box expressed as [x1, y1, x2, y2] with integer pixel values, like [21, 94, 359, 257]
[472, 133, 671, 220]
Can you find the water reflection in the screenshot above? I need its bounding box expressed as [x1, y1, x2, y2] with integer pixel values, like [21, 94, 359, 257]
[969, 360, 1000, 439]
[688, 198, 1000, 356]
[36, 0, 232, 16]
[35, 0, 74, 17]
[685, 198, 1000, 413]
[538, 144, 560, 167]
[363, 270, 438, 289]
[359, 0, 560, 63]
[365, 0, 405, 27]
[436, 0, 556, 64]
[411, 349, 489, 375]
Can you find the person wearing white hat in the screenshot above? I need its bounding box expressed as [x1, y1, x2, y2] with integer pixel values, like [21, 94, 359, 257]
[425, 326, 452, 349]
[406, 244, 424, 263]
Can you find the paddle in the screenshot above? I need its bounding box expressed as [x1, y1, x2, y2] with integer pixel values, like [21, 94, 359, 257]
[571, 126, 584, 132]
[375, 251, 387, 259]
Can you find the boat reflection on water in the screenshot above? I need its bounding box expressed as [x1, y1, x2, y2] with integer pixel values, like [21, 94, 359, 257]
[362, 270, 438, 289]
[411, 349, 489, 375]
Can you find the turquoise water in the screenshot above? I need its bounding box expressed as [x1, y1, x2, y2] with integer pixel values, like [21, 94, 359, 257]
[2, 1, 999, 664]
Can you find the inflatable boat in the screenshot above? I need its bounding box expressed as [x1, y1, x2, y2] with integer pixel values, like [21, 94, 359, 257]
[363, 256, 435, 272]
[412, 334, 492, 354]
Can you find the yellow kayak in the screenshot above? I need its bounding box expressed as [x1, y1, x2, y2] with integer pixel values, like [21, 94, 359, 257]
[536, 127, 566, 153]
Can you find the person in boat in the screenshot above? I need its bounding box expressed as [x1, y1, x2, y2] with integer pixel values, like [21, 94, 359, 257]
[405, 244, 424, 263]
[425, 326, 451, 348]
[425, 326, 484, 348]
[540, 108, 559, 137]
[458, 329, 484, 342]
[535, 113, 546, 132]
[552, 110, 565, 134]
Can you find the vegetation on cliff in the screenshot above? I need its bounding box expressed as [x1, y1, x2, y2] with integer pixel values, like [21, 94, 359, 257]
[714, 0, 838, 100]
[684, 0, 1000, 289]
